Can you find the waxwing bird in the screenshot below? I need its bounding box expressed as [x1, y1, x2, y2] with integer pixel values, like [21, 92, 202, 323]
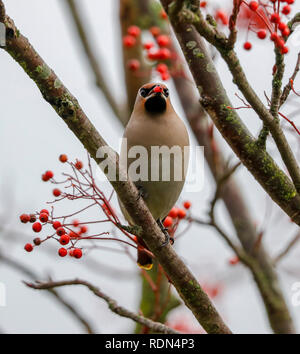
[119, 83, 190, 270]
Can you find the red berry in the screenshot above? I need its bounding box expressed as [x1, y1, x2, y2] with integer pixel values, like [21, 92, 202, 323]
[52, 221, 62, 230]
[157, 34, 170, 47]
[160, 9, 168, 19]
[270, 32, 279, 41]
[75, 160, 83, 170]
[53, 188, 61, 197]
[275, 37, 285, 49]
[39, 213, 48, 223]
[20, 214, 30, 223]
[215, 10, 228, 25]
[59, 234, 70, 245]
[257, 29, 266, 39]
[243, 41, 252, 50]
[24, 243, 33, 252]
[156, 63, 168, 73]
[59, 154, 68, 163]
[286, 0, 294, 4]
[282, 27, 290, 37]
[183, 201, 191, 209]
[271, 13, 280, 24]
[157, 48, 171, 60]
[45, 170, 54, 179]
[278, 22, 287, 31]
[147, 50, 159, 60]
[42, 171, 53, 182]
[33, 237, 41, 246]
[163, 216, 173, 228]
[69, 230, 80, 238]
[200, 1, 207, 8]
[281, 46, 289, 54]
[58, 248, 67, 257]
[29, 214, 36, 223]
[73, 219, 80, 227]
[153, 85, 163, 93]
[56, 227, 65, 236]
[42, 174, 48, 182]
[161, 72, 170, 81]
[127, 25, 141, 37]
[229, 256, 239, 265]
[168, 207, 179, 218]
[178, 209, 186, 219]
[32, 222, 42, 233]
[40, 209, 49, 215]
[80, 225, 88, 234]
[123, 35, 136, 48]
[127, 59, 140, 71]
[143, 41, 154, 50]
[73, 248, 82, 259]
[150, 26, 161, 37]
[249, 1, 259, 11]
[282, 5, 291, 15]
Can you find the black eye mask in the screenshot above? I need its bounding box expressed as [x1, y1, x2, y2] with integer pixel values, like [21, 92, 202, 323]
[140, 86, 156, 97]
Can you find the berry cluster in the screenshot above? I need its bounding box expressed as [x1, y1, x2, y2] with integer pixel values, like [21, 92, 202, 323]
[19, 154, 106, 260]
[199, 1, 295, 54]
[163, 201, 191, 239]
[20, 153, 192, 266]
[241, 0, 293, 54]
[123, 16, 174, 81]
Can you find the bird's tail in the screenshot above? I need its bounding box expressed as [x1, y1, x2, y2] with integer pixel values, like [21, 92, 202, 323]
[137, 237, 153, 270]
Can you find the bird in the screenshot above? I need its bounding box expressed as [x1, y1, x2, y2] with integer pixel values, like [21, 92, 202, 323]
[119, 82, 190, 270]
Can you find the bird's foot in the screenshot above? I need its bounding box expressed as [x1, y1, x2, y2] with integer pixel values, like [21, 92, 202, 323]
[157, 219, 174, 247]
[136, 184, 147, 201]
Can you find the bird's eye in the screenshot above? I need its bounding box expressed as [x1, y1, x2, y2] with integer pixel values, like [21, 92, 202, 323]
[164, 88, 169, 97]
[140, 88, 148, 97]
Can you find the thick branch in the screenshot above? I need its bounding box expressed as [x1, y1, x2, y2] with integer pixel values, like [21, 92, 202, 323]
[0, 6, 231, 334]
[25, 279, 178, 334]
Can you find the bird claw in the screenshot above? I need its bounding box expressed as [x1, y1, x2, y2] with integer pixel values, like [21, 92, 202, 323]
[157, 219, 174, 247]
[136, 184, 147, 201]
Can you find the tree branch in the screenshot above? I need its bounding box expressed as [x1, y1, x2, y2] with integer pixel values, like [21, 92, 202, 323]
[25, 278, 179, 334]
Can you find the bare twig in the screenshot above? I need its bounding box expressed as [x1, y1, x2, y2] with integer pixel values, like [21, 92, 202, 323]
[25, 278, 179, 334]
[0, 251, 95, 334]
[281, 53, 300, 106]
[273, 231, 300, 265]
[228, 0, 242, 48]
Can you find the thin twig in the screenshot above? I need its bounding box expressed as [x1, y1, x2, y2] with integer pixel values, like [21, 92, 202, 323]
[273, 231, 300, 265]
[0, 251, 95, 334]
[25, 278, 179, 334]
